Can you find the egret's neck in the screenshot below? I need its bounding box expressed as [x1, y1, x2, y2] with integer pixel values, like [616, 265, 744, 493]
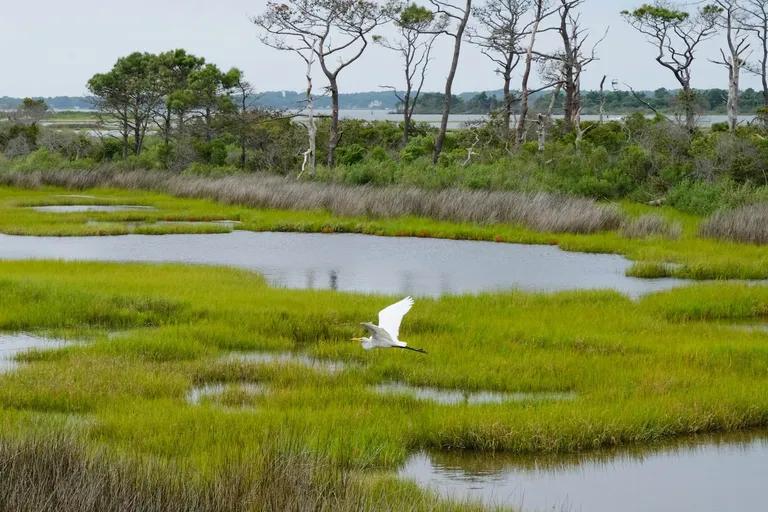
[361, 337, 375, 350]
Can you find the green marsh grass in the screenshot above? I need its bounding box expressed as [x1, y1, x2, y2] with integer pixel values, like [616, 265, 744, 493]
[3, 184, 768, 508]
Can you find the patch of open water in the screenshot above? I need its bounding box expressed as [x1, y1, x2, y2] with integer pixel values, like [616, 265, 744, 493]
[373, 382, 575, 405]
[0, 232, 689, 297]
[30, 205, 156, 213]
[0, 333, 68, 373]
[399, 431, 768, 512]
[187, 382, 267, 405]
[223, 351, 349, 373]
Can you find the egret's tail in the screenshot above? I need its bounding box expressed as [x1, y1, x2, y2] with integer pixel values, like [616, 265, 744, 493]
[400, 345, 427, 355]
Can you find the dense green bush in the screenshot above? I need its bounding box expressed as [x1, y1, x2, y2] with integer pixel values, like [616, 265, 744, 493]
[5, 107, 768, 215]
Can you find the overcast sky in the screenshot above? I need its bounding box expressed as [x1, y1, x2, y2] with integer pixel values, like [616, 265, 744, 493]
[0, 0, 749, 98]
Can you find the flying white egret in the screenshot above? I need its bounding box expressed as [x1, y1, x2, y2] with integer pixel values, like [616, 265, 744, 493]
[353, 296, 427, 354]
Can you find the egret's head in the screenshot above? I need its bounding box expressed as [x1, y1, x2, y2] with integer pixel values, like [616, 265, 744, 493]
[351, 336, 369, 345]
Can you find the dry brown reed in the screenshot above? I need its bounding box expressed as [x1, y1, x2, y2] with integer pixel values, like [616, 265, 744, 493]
[700, 203, 768, 244]
[620, 214, 682, 240]
[0, 169, 624, 234]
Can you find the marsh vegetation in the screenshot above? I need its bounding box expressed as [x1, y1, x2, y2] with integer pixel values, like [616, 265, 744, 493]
[0, 186, 767, 510]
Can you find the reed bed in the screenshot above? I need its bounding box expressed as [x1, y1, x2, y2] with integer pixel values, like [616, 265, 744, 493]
[0, 170, 623, 234]
[0, 434, 473, 512]
[700, 203, 768, 244]
[620, 214, 682, 240]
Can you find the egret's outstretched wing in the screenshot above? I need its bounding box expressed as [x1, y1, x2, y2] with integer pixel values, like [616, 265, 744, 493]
[378, 296, 414, 340]
[360, 322, 395, 347]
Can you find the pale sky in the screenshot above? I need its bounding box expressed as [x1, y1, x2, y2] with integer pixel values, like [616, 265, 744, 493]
[0, 0, 750, 97]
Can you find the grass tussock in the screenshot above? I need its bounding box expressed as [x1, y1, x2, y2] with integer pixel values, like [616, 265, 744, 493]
[0, 169, 623, 234]
[621, 214, 681, 240]
[701, 203, 768, 244]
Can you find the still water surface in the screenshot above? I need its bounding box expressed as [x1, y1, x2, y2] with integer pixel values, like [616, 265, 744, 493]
[400, 432, 768, 512]
[0, 231, 686, 297]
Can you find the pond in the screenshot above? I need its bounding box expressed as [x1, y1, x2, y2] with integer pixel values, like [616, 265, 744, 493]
[399, 432, 768, 512]
[0, 231, 687, 297]
[0, 333, 68, 373]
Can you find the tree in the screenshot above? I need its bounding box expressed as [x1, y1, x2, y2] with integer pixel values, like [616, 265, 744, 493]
[253, 6, 319, 175]
[11, 98, 49, 126]
[154, 49, 206, 144]
[622, 1, 722, 131]
[468, 0, 531, 141]
[515, 0, 555, 146]
[545, 0, 606, 135]
[228, 69, 256, 169]
[431, 0, 473, 163]
[744, 0, 768, 107]
[88, 52, 165, 157]
[185, 64, 239, 142]
[712, 0, 749, 132]
[376, 2, 446, 145]
[254, 0, 384, 167]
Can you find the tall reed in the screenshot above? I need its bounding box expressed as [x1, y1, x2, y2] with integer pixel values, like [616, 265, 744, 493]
[0, 170, 623, 234]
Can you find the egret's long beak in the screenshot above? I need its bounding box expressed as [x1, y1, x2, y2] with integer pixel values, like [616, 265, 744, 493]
[351, 337, 362, 342]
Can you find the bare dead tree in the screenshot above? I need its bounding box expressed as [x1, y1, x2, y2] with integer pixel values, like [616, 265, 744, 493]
[543, 0, 606, 134]
[622, 1, 721, 132]
[537, 82, 561, 150]
[468, 0, 531, 141]
[744, 0, 768, 107]
[376, 2, 447, 145]
[254, 0, 384, 167]
[252, 12, 319, 176]
[598, 75, 607, 123]
[711, 0, 750, 132]
[515, 0, 556, 146]
[431, 0, 473, 164]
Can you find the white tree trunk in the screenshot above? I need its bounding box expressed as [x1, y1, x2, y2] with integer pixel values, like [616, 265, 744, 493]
[301, 51, 317, 177]
[728, 58, 740, 132]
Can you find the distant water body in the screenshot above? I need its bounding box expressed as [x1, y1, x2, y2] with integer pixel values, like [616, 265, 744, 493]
[300, 109, 749, 130]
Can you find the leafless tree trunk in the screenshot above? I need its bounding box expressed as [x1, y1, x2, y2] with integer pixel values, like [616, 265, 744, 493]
[712, 1, 749, 132]
[468, 0, 530, 142]
[537, 82, 561, 151]
[745, 0, 768, 106]
[377, 4, 446, 146]
[598, 75, 607, 123]
[516, 0, 552, 146]
[303, 50, 318, 177]
[254, 0, 383, 168]
[432, 0, 473, 164]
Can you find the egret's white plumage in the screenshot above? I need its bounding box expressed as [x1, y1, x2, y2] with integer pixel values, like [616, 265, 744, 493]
[355, 296, 426, 354]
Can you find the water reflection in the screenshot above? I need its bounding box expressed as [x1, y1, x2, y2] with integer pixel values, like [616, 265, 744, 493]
[400, 431, 768, 512]
[0, 232, 690, 297]
[187, 382, 267, 405]
[224, 351, 349, 373]
[373, 382, 575, 405]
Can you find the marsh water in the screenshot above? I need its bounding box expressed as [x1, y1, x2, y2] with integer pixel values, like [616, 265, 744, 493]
[0, 231, 687, 297]
[30, 205, 156, 213]
[373, 382, 575, 405]
[0, 333, 67, 373]
[400, 432, 768, 512]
